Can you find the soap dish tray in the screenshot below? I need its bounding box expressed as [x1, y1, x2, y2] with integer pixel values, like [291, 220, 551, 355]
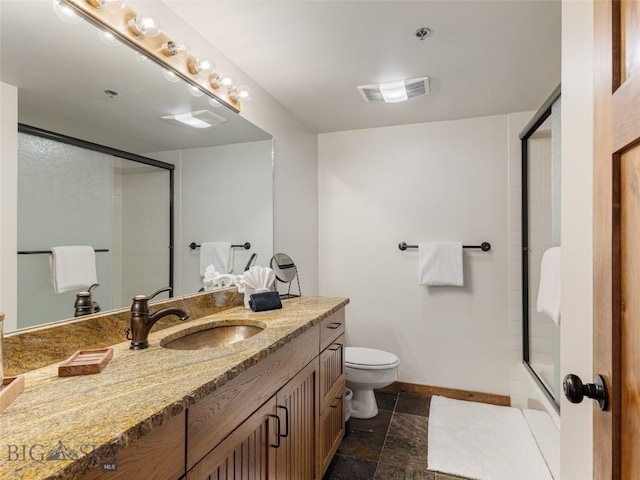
[0, 375, 25, 413]
[58, 348, 113, 377]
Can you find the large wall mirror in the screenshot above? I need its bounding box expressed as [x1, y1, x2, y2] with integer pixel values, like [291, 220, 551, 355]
[1, 1, 273, 330]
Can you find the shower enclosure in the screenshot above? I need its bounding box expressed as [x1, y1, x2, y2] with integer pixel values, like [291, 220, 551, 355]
[521, 86, 561, 410]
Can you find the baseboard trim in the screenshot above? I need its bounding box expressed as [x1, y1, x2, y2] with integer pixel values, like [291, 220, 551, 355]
[380, 381, 510, 407]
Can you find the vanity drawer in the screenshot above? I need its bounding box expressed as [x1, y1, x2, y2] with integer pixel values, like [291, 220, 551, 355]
[319, 333, 345, 411]
[320, 309, 345, 351]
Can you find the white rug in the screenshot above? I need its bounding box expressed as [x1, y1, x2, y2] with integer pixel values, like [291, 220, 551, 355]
[427, 396, 553, 480]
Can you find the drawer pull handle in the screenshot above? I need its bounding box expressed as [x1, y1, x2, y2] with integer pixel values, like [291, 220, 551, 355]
[268, 414, 281, 448]
[328, 344, 342, 351]
[327, 322, 342, 329]
[277, 405, 289, 438]
[330, 396, 343, 408]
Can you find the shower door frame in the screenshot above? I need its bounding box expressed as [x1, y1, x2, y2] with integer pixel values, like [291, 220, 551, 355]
[520, 85, 561, 412]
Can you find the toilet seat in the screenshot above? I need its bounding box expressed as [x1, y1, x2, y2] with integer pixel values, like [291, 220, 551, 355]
[345, 347, 400, 370]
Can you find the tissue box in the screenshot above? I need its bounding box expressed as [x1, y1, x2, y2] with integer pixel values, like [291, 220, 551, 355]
[249, 291, 282, 312]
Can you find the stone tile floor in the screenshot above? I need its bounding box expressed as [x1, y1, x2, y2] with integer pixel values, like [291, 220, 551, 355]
[323, 391, 470, 480]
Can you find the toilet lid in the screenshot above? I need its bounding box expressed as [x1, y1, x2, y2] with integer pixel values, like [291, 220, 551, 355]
[345, 347, 399, 367]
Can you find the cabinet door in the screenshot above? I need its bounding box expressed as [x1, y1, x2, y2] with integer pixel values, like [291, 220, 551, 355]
[275, 359, 319, 480]
[319, 379, 345, 476]
[187, 398, 277, 480]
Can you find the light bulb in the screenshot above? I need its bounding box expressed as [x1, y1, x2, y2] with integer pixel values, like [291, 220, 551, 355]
[208, 98, 222, 108]
[161, 41, 190, 57]
[135, 51, 153, 65]
[187, 85, 204, 97]
[52, 0, 82, 24]
[188, 58, 215, 76]
[162, 69, 180, 83]
[220, 76, 236, 91]
[97, 29, 122, 47]
[127, 12, 162, 38]
[232, 85, 252, 101]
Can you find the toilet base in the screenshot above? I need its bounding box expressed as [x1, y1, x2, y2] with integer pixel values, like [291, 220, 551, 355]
[349, 388, 379, 419]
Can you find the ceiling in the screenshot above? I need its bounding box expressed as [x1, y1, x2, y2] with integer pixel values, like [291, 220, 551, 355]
[164, 0, 561, 133]
[0, 0, 561, 150]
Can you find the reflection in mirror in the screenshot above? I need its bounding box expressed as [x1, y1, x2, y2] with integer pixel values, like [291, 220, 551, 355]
[17, 125, 173, 329]
[521, 87, 561, 410]
[1, 0, 273, 332]
[270, 253, 301, 299]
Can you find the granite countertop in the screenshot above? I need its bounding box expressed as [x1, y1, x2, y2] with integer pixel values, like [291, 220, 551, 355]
[0, 295, 349, 480]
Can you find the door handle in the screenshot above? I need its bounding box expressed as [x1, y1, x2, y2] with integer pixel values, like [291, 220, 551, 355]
[277, 405, 289, 438]
[563, 373, 609, 411]
[268, 414, 281, 448]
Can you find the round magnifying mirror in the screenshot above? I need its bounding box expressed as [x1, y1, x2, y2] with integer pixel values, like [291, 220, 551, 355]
[270, 253, 297, 282]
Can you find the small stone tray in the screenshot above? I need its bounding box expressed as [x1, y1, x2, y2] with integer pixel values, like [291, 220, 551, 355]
[58, 348, 113, 377]
[0, 375, 25, 413]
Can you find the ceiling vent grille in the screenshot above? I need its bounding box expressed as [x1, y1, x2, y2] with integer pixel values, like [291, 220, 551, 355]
[358, 76, 430, 103]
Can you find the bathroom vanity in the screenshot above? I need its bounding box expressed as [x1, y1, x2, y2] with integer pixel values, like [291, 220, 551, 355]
[0, 294, 348, 480]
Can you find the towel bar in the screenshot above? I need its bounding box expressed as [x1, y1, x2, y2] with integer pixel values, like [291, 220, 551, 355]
[398, 242, 491, 252]
[18, 249, 109, 255]
[189, 242, 251, 250]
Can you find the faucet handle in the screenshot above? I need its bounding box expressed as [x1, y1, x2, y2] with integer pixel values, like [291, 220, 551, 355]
[148, 286, 172, 300]
[131, 287, 172, 316]
[134, 287, 172, 302]
[88, 283, 99, 294]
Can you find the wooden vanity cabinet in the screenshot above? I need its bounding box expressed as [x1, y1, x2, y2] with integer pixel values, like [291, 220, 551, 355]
[79, 307, 347, 480]
[79, 411, 186, 480]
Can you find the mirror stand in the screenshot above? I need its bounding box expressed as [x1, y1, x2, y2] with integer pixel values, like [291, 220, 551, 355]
[270, 253, 301, 299]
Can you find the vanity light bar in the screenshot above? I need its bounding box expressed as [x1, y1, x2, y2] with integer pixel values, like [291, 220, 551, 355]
[60, 0, 241, 112]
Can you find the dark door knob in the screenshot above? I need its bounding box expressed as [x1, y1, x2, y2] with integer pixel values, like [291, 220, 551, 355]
[563, 373, 608, 411]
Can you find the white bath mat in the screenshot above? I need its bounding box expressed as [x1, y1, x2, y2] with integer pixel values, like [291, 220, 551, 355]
[427, 396, 553, 480]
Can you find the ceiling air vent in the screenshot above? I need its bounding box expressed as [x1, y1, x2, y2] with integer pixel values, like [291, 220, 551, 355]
[358, 76, 430, 103]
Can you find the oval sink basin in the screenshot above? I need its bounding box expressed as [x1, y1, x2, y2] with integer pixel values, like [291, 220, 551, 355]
[161, 324, 265, 350]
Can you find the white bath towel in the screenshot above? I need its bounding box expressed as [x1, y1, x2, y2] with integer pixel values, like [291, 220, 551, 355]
[199, 242, 233, 275]
[50, 246, 98, 294]
[418, 241, 464, 286]
[537, 246, 561, 325]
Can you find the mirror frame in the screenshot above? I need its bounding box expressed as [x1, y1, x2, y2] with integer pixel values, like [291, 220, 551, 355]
[17, 122, 175, 296]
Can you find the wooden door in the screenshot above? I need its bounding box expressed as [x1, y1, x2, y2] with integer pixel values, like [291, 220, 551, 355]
[275, 359, 319, 480]
[593, 0, 640, 477]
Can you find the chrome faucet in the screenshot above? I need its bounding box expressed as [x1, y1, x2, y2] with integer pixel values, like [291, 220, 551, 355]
[129, 287, 189, 350]
[74, 283, 101, 317]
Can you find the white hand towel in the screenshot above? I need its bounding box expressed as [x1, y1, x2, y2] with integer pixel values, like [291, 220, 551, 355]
[418, 241, 464, 286]
[537, 247, 561, 325]
[199, 242, 233, 275]
[50, 246, 98, 294]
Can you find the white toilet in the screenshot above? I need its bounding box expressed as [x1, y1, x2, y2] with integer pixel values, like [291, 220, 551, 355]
[345, 347, 400, 419]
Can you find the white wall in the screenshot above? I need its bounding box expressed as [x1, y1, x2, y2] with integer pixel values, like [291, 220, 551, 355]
[175, 141, 273, 294]
[159, 2, 320, 295]
[318, 115, 510, 394]
[560, 0, 594, 478]
[0, 82, 18, 332]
